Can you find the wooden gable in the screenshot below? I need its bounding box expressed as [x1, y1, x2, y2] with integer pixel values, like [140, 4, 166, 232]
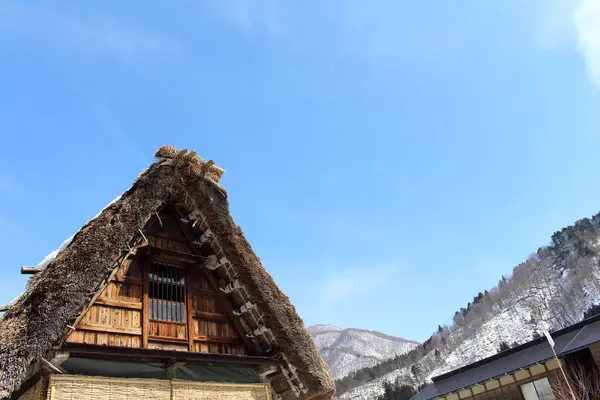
[65, 210, 249, 357]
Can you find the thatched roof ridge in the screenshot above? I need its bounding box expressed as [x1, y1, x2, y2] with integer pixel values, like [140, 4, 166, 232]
[0, 146, 334, 399]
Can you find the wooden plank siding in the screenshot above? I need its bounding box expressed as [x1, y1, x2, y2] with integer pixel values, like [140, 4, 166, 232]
[148, 321, 187, 339]
[66, 217, 249, 357]
[187, 262, 247, 356]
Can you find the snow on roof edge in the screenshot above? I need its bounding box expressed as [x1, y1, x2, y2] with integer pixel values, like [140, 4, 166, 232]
[36, 195, 122, 269]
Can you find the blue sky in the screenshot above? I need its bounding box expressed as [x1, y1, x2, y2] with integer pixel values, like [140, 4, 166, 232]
[1, 0, 600, 342]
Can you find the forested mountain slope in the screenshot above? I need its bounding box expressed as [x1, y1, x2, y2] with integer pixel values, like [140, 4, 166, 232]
[308, 325, 419, 380]
[334, 212, 600, 399]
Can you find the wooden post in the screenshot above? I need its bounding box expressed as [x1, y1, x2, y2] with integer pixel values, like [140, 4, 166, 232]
[186, 268, 195, 352]
[142, 256, 150, 349]
[41, 358, 64, 374]
[551, 347, 576, 400]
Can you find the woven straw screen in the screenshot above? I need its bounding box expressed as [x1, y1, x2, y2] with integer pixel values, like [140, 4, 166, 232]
[48, 376, 171, 400]
[18, 377, 44, 400]
[48, 375, 271, 400]
[172, 380, 270, 400]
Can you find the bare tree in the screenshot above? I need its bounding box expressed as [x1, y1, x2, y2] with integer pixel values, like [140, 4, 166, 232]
[551, 362, 600, 400]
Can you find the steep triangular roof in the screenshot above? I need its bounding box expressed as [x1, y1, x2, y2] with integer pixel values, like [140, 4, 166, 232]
[0, 146, 334, 399]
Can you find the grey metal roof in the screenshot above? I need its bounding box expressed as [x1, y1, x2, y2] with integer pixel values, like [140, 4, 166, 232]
[412, 315, 600, 400]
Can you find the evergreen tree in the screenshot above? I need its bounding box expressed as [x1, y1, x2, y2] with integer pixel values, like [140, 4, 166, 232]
[584, 304, 600, 320]
[377, 382, 416, 400]
[498, 275, 508, 288]
[474, 292, 484, 304]
[498, 341, 510, 352]
[411, 364, 421, 377]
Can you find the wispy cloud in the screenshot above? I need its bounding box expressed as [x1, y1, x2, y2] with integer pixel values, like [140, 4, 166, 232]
[210, 0, 290, 40]
[573, 0, 600, 89]
[208, 0, 600, 88]
[535, 0, 600, 89]
[200, 0, 460, 64]
[0, 3, 179, 61]
[320, 264, 395, 316]
[535, 0, 577, 49]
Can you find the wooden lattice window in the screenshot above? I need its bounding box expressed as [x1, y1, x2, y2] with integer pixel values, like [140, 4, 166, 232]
[149, 263, 186, 323]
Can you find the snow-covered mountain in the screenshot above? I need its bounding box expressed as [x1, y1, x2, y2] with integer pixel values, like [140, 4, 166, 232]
[308, 325, 419, 380]
[334, 213, 600, 399]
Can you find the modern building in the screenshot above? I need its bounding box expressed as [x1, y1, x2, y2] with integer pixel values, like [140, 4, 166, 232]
[0, 146, 334, 400]
[413, 314, 600, 400]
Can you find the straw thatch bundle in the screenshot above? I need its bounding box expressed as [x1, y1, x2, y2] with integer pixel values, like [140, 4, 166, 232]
[0, 146, 334, 400]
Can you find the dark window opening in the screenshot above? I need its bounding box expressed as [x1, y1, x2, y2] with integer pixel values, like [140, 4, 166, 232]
[149, 263, 186, 323]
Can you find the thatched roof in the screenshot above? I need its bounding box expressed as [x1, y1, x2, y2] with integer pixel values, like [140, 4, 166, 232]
[0, 146, 334, 400]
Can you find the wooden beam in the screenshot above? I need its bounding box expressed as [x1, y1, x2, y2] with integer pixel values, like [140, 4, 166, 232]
[148, 336, 189, 344]
[41, 358, 64, 374]
[192, 311, 229, 321]
[186, 269, 195, 352]
[142, 246, 205, 265]
[94, 298, 142, 310]
[194, 335, 241, 344]
[21, 266, 43, 274]
[149, 319, 186, 326]
[62, 343, 286, 366]
[149, 335, 240, 345]
[77, 323, 142, 336]
[146, 232, 189, 244]
[170, 206, 259, 356]
[0, 305, 9, 312]
[112, 275, 143, 286]
[142, 257, 150, 349]
[200, 268, 256, 354]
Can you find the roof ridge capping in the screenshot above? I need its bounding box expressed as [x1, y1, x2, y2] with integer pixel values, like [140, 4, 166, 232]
[155, 145, 226, 184]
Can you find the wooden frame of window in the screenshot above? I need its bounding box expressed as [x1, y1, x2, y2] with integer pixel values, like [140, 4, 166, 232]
[148, 263, 186, 323]
[141, 256, 191, 349]
[139, 242, 248, 356]
[520, 377, 555, 400]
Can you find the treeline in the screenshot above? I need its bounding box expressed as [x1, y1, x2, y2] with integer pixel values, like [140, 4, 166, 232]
[335, 344, 429, 395]
[335, 212, 600, 397]
[377, 381, 417, 400]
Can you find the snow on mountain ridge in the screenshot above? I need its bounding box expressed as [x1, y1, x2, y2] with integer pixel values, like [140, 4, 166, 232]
[308, 325, 419, 380]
